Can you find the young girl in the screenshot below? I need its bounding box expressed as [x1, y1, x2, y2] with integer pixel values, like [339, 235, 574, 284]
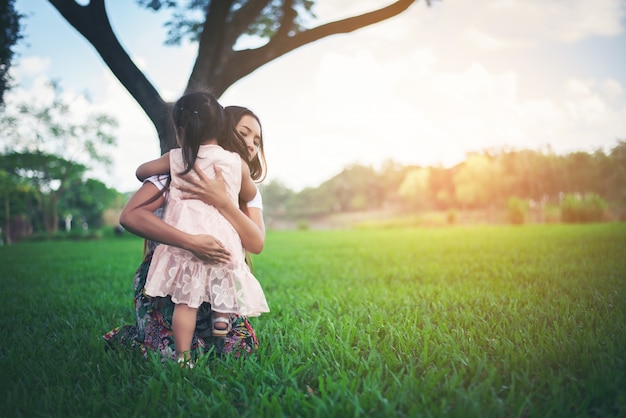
[138, 92, 269, 365]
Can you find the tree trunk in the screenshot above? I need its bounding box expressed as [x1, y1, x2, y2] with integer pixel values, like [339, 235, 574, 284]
[39, 193, 58, 237]
[3, 195, 10, 245]
[50, 193, 59, 235]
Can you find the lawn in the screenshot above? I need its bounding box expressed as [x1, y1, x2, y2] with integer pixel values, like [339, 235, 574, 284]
[1, 223, 625, 417]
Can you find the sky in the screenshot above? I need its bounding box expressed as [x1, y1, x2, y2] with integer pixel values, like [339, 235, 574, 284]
[8, 0, 626, 193]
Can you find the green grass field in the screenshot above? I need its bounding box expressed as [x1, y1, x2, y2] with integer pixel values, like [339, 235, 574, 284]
[1, 224, 625, 417]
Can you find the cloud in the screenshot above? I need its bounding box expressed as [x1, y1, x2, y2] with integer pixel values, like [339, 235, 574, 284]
[456, 0, 625, 45]
[463, 27, 528, 51]
[12, 56, 50, 79]
[563, 78, 626, 128]
[602, 78, 624, 95]
[318, 0, 626, 51]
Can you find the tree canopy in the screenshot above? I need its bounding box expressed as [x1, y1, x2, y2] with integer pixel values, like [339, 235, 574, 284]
[47, 0, 428, 152]
[0, 0, 23, 108]
[0, 151, 86, 236]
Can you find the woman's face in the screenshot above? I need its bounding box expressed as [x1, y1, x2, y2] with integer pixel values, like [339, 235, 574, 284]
[236, 115, 262, 160]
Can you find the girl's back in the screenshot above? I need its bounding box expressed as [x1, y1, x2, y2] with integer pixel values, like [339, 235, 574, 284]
[166, 144, 243, 256]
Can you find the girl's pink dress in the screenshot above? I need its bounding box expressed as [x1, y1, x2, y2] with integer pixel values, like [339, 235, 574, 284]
[144, 144, 269, 316]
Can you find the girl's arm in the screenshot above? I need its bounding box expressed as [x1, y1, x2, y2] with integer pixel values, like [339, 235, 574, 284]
[119, 180, 231, 263]
[179, 164, 265, 254]
[136, 152, 171, 182]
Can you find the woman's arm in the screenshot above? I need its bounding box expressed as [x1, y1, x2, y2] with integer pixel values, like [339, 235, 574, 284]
[136, 153, 170, 182]
[119, 180, 231, 263]
[239, 157, 257, 203]
[241, 204, 265, 248]
[179, 164, 265, 254]
[221, 194, 265, 254]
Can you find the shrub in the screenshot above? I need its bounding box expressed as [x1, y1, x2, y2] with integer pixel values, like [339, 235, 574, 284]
[560, 193, 608, 223]
[507, 197, 529, 225]
[446, 209, 458, 225]
[542, 203, 561, 223]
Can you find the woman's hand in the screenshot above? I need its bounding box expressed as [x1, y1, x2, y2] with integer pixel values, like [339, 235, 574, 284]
[179, 164, 230, 209]
[187, 234, 231, 264]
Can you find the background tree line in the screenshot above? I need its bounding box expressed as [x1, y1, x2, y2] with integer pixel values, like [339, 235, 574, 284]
[260, 141, 626, 226]
[2, 133, 624, 243]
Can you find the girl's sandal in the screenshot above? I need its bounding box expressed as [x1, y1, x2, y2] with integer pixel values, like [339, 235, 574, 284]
[211, 315, 232, 337]
[177, 357, 194, 369]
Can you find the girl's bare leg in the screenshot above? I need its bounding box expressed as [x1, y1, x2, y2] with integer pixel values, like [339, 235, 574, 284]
[172, 304, 198, 361]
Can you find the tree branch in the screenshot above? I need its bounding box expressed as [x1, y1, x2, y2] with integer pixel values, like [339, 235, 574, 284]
[223, 0, 418, 94]
[47, 0, 175, 150]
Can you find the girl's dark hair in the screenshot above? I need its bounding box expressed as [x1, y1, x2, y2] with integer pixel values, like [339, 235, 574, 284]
[172, 91, 250, 175]
[224, 105, 267, 182]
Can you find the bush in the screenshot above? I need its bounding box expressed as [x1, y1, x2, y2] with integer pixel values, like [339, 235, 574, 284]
[446, 209, 458, 225]
[560, 193, 608, 223]
[507, 197, 529, 225]
[542, 203, 561, 223]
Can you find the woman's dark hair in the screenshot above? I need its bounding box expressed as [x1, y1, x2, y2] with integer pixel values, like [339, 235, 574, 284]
[224, 105, 267, 182]
[172, 92, 250, 175]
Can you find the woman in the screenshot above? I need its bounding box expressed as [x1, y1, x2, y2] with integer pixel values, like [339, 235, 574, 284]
[103, 105, 267, 361]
